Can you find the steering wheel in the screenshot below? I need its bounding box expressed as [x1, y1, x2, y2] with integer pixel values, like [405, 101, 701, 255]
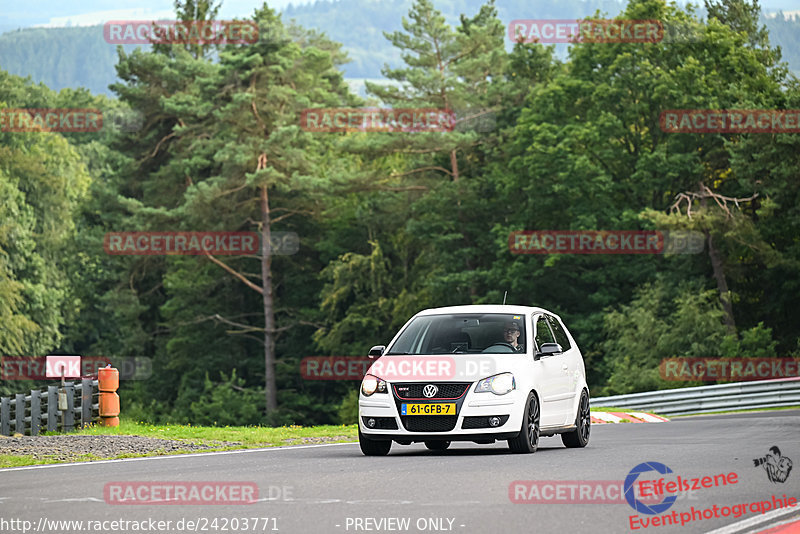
[482, 342, 517, 353]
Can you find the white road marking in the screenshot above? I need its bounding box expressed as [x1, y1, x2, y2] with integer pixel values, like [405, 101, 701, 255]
[704, 505, 800, 534]
[344, 499, 415, 505]
[42, 497, 104, 503]
[250, 497, 416, 505]
[740, 514, 800, 534]
[0, 441, 358, 473]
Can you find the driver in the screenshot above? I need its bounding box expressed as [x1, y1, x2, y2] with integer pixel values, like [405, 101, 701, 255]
[503, 321, 524, 352]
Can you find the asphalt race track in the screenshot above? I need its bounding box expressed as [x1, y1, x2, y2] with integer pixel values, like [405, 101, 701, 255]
[2, 411, 798, 534]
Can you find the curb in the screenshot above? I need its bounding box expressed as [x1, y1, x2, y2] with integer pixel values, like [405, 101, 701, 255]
[755, 518, 800, 534]
[590, 411, 669, 424]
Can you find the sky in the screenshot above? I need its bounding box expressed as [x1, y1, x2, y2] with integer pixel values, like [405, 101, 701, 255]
[0, 0, 798, 32]
[0, 0, 307, 32]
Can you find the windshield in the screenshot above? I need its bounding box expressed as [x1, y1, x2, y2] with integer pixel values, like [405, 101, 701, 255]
[387, 313, 527, 354]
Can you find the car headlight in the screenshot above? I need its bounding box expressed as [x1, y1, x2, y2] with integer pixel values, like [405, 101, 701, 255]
[474, 373, 516, 395]
[361, 374, 387, 396]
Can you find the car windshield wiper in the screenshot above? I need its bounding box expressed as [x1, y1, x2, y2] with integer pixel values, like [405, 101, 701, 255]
[385, 351, 410, 355]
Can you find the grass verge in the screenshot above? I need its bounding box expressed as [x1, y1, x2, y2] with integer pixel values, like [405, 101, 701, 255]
[75, 420, 358, 446]
[592, 406, 665, 415]
[0, 421, 358, 468]
[0, 452, 104, 468]
[670, 405, 800, 417]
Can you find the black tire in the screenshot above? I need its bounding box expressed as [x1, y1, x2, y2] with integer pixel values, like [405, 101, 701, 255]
[424, 440, 451, 451]
[508, 392, 540, 453]
[359, 428, 391, 456]
[561, 389, 590, 448]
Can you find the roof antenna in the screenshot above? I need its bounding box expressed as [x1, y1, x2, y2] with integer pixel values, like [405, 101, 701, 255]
[503, 291, 507, 305]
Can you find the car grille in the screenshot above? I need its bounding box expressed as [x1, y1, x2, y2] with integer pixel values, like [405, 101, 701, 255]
[393, 383, 471, 400]
[401, 415, 458, 432]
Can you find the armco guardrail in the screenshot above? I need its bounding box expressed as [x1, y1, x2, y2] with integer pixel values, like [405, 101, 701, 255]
[0, 379, 98, 435]
[591, 377, 800, 416]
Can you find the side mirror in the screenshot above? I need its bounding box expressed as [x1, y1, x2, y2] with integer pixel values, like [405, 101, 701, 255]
[368, 345, 385, 359]
[535, 343, 563, 360]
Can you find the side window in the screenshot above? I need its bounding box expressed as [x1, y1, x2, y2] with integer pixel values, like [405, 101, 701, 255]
[547, 315, 572, 351]
[534, 315, 555, 349]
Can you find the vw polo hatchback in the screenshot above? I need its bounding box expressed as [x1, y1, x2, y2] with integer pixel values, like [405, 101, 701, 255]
[358, 305, 590, 455]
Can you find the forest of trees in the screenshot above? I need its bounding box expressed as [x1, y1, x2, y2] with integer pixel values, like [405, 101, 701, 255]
[1, 0, 800, 95]
[1, 0, 799, 426]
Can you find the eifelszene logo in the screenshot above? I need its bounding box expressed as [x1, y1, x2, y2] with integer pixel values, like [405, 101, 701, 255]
[754, 446, 793, 483]
[625, 462, 678, 515]
[625, 461, 740, 518]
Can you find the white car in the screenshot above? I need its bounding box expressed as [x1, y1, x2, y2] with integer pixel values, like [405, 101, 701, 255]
[358, 305, 590, 455]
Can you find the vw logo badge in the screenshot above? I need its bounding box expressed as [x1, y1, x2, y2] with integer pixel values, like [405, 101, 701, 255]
[423, 384, 438, 398]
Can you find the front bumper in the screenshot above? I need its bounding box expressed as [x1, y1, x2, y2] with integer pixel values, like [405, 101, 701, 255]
[359, 431, 520, 442]
[359, 382, 524, 440]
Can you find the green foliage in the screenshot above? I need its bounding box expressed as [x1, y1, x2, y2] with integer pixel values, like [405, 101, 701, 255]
[189, 370, 262, 427]
[601, 278, 728, 394]
[0, 73, 92, 358]
[719, 322, 779, 357]
[337, 388, 359, 425]
[4, 1, 800, 96]
[601, 283, 781, 394]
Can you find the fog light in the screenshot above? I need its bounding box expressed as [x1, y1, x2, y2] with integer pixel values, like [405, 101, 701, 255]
[489, 416, 501, 427]
[367, 418, 376, 428]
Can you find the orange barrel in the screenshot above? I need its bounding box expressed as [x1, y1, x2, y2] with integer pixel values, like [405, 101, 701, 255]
[98, 366, 119, 392]
[102, 416, 120, 427]
[99, 391, 120, 416]
[98, 367, 120, 427]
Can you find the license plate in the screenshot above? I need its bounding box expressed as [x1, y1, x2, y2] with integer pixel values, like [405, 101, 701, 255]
[401, 403, 455, 415]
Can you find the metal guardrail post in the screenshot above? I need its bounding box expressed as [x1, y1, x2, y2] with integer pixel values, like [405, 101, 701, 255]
[47, 385, 58, 432]
[64, 383, 75, 432]
[1, 397, 9, 436]
[15, 393, 25, 435]
[81, 378, 92, 428]
[30, 390, 41, 436]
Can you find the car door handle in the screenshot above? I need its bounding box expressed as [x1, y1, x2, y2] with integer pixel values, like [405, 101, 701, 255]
[562, 364, 568, 371]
